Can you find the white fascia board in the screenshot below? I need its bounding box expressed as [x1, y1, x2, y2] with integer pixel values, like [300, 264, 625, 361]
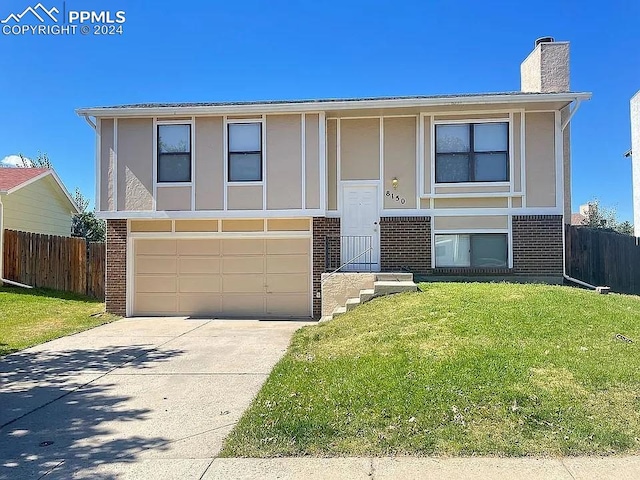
[96, 209, 326, 220]
[76, 93, 592, 118]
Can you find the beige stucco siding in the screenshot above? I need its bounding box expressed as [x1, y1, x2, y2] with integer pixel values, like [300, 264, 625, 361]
[156, 186, 191, 211]
[513, 112, 522, 192]
[525, 112, 556, 207]
[227, 185, 263, 210]
[195, 117, 224, 210]
[305, 114, 320, 209]
[99, 118, 115, 211]
[433, 215, 509, 230]
[266, 114, 302, 209]
[434, 197, 509, 208]
[383, 117, 416, 209]
[117, 118, 153, 211]
[423, 116, 432, 194]
[1, 176, 73, 237]
[340, 118, 380, 180]
[327, 119, 337, 210]
[561, 106, 571, 221]
[434, 185, 511, 194]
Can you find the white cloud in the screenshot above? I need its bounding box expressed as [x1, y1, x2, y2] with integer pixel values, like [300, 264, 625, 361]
[1, 154, 32, 167]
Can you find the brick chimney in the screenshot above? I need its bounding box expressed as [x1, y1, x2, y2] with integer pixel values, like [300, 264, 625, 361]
[521, 37, 570, 93]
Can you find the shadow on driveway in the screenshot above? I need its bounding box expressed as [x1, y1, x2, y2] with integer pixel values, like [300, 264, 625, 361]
[0, 344, 184, 479]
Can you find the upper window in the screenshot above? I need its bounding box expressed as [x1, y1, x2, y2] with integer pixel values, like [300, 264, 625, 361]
[157, 124, 191, 183]
[228, 123, 262, 182]
[435, 122, 508, 183]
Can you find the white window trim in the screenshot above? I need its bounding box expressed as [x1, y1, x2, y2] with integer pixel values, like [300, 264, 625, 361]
[154, 119, 195, 187]
[432, 229, 512, 269]
[225, 117, 266, 186]
[431, 117, 512, 190]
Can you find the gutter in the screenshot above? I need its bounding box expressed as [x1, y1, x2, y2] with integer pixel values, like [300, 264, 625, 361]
[560, 98, 606, 292]
[76, 92, 593, 118]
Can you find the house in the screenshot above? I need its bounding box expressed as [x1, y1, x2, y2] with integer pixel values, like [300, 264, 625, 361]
[570, 204, 591, 226]
[77, 37, 591, 319]
[0, 167, 79, 283]
[629, 91, 639, 236]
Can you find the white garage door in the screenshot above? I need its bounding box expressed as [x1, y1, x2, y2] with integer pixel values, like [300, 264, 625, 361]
[133, 237, 311, 318]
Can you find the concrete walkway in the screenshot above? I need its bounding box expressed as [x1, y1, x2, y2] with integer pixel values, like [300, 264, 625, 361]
[1, 318, 639, 479]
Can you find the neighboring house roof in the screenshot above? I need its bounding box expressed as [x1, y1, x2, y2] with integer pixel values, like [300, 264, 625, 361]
[0, 167, 49, 192]
[571, 213, 587, 226]
[0, 168, 80, 213]
[76, 91, 592, 117]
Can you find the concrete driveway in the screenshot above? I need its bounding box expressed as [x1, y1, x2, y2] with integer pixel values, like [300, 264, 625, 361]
[0, 317, 309, 479]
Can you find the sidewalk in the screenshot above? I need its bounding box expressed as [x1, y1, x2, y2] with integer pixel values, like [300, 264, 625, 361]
[198, 456, 640, 480]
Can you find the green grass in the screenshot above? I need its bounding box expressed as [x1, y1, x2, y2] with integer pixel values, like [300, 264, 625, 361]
[222, 282, 640, 457]
[0, 286, 119, 356]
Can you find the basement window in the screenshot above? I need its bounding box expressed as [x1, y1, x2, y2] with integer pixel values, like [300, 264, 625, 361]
[435, 233, 508, 268]
[435, 122, 508, 183]
[157, 124, 191, 183]
[228, 123, 262, 182]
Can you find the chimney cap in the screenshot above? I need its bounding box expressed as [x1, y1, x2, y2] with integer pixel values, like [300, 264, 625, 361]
[535, 36, 555, 47]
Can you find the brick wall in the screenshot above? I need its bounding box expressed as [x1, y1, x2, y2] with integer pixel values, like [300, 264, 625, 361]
[312, 217, 340, 318]
[512, 215, 563, 275]
[106, 219, 127, 316]
[380, 216, 431, 273]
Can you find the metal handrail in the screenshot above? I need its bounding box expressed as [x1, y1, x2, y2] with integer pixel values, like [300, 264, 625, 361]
[321, 246, 374, 283]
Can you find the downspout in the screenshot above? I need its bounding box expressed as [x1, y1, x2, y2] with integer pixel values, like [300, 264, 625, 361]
[0, 194, 33, 289]
[560, 98, 598, 290]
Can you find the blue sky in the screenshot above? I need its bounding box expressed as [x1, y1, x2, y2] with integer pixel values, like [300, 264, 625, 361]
[1, 0, 638, 219]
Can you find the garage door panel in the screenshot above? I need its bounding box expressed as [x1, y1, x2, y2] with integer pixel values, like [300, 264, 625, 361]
[136, 276, 177, 293]
[267, 254, 309, 274]
[135, 257, 177, 275]
[222, 256, 264, 274]
[266, 274, 309, 293]
[266, 238, 309, 255]
[267, 294, 310, 317]
[136, 239, 177, 255]
[223, 274, 265, 293]
[223, 295, 265, 316]
[178, 294, 222, 315]
[221, 239, 265, 255]
[133, 236, 310, 318]
[179, 276, 221, 293]
[179, 257, 220, 275]
[177, 239, 220, 256]
[135, 294, 177, 315]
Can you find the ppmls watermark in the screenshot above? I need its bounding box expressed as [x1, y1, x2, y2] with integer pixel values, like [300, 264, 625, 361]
[1, 2, 126, 36]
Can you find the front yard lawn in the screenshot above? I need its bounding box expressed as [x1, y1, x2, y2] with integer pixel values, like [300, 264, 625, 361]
[222, 283, 640, 457]
[0, 286, 119, 356]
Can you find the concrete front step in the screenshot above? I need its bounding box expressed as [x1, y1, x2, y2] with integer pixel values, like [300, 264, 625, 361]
[375, 272, 414, 282]
[332, 306, 347, 318]
[359, 289, 375, 303]
[345, 297, 361, 311]
[373, 280, 418, 296]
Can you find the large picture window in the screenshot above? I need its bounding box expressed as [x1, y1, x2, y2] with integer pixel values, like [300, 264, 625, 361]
[228, 123, 262, 182]
[157, 124, 191, 183]
[435, 233, 508, 268]
[435, 122, 509, 183]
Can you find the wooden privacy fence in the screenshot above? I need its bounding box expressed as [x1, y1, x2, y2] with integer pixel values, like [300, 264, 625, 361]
[2, 229, 105, 300]
[565, 225, 640, 295]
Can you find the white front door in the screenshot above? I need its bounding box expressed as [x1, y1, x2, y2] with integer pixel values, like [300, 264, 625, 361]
[341, 184, 380, 271]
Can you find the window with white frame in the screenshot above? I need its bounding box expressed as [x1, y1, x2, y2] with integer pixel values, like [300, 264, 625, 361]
[228, 122, 262, 182]
[435, 233, 508, 268]
[435, 122, 509, 183]
[157, 124, 191, 183]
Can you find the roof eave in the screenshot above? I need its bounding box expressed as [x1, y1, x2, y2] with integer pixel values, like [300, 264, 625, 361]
[76, 92, 592, 118]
